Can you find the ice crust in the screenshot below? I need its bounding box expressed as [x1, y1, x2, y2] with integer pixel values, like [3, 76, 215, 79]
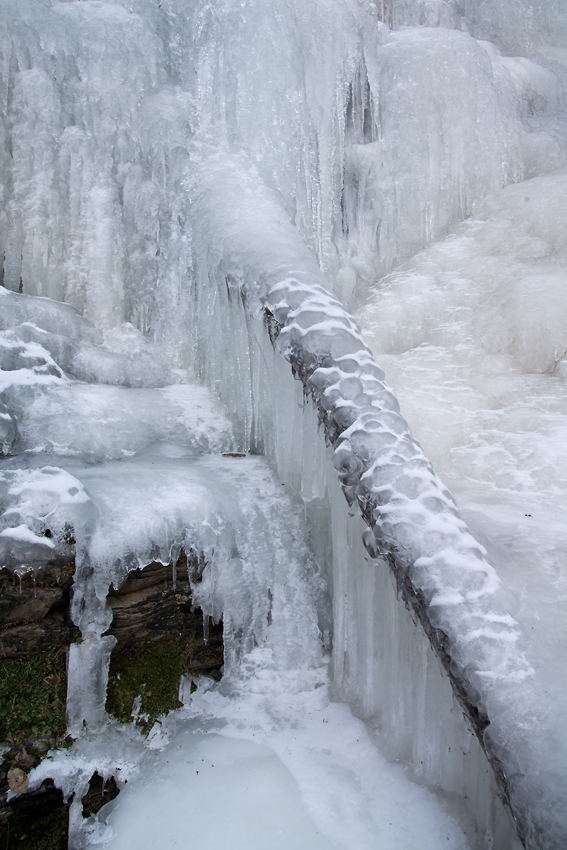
[356, 167, 567, 848]
[1, 0, 566, 847]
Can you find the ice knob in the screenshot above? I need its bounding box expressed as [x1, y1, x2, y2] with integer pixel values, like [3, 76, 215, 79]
[0, 400, 18, 455]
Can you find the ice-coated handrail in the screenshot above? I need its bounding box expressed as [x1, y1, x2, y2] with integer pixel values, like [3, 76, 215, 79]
[190, 149, 564, 850]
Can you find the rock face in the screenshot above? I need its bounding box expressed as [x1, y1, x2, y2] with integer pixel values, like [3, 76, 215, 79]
[0, 551, 221, 659]
[0, 559, 76, 659]
[106, 554, 218, 654]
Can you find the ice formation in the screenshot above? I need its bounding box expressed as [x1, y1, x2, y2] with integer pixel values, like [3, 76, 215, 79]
[355, 166, 567, 848]
[0, 0, 566, 848]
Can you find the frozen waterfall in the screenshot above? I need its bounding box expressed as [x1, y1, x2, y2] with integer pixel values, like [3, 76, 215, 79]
[1, 0, 567, 848]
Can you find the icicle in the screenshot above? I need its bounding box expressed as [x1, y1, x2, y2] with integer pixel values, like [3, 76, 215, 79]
[203, 610, 209, 646]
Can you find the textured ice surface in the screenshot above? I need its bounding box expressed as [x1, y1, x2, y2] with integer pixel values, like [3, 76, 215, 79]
[356, 168, 567, 850]
[185, 144, 545, 844]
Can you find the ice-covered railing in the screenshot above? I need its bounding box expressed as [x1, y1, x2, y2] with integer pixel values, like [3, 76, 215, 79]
[190, 150, 565, 850]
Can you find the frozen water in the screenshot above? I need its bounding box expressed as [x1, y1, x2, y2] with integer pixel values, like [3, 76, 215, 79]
[1, 0, 567, 848]
[356, 167, 567, 850]
[30, 654, 475, 850]
[2, 0, 566, 318]
[98, 692, 472, 850]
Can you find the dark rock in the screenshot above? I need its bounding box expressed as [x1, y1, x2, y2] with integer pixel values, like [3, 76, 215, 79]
[0, 616, 76, 659]
[0, 560, 76, 658]
[107, 555, 206, 652]
[0, 777, 65, 823]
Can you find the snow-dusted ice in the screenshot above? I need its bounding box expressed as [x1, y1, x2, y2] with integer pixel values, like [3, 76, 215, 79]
[98, 686, 472, 850]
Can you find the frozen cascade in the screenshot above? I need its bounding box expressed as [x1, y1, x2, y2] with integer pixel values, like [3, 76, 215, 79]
[0, 0, 566, 848]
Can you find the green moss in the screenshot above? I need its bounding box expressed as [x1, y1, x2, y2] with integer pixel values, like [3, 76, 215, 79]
[0, 642, 76, 742]
[0, 628, 223, 848]
[106, 636, 199, 729]
[0, 643, 77, 850]
[0, 806, 69, 849]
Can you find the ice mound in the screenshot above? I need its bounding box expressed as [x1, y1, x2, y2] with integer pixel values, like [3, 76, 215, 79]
[28, 655, 474, 850]
[0, 465, 88, 571]
[0, 288, 233, 462]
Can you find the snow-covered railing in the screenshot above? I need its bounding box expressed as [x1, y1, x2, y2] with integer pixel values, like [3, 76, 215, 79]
[190, 150, 561, 850]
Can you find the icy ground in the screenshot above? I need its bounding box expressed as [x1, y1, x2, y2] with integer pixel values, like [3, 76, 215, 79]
[96, 673, 473, 850]
[32, 655, 474, 850]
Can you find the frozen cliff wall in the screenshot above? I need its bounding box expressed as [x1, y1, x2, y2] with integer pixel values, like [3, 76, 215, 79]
[382, 0, 567, 57]
[460, 0, 567, 56]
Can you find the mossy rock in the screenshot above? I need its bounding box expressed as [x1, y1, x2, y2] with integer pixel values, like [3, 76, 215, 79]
[0, 609, 223, 845]
[0, 642, 74, 743]
[106, 626, 223, 730]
